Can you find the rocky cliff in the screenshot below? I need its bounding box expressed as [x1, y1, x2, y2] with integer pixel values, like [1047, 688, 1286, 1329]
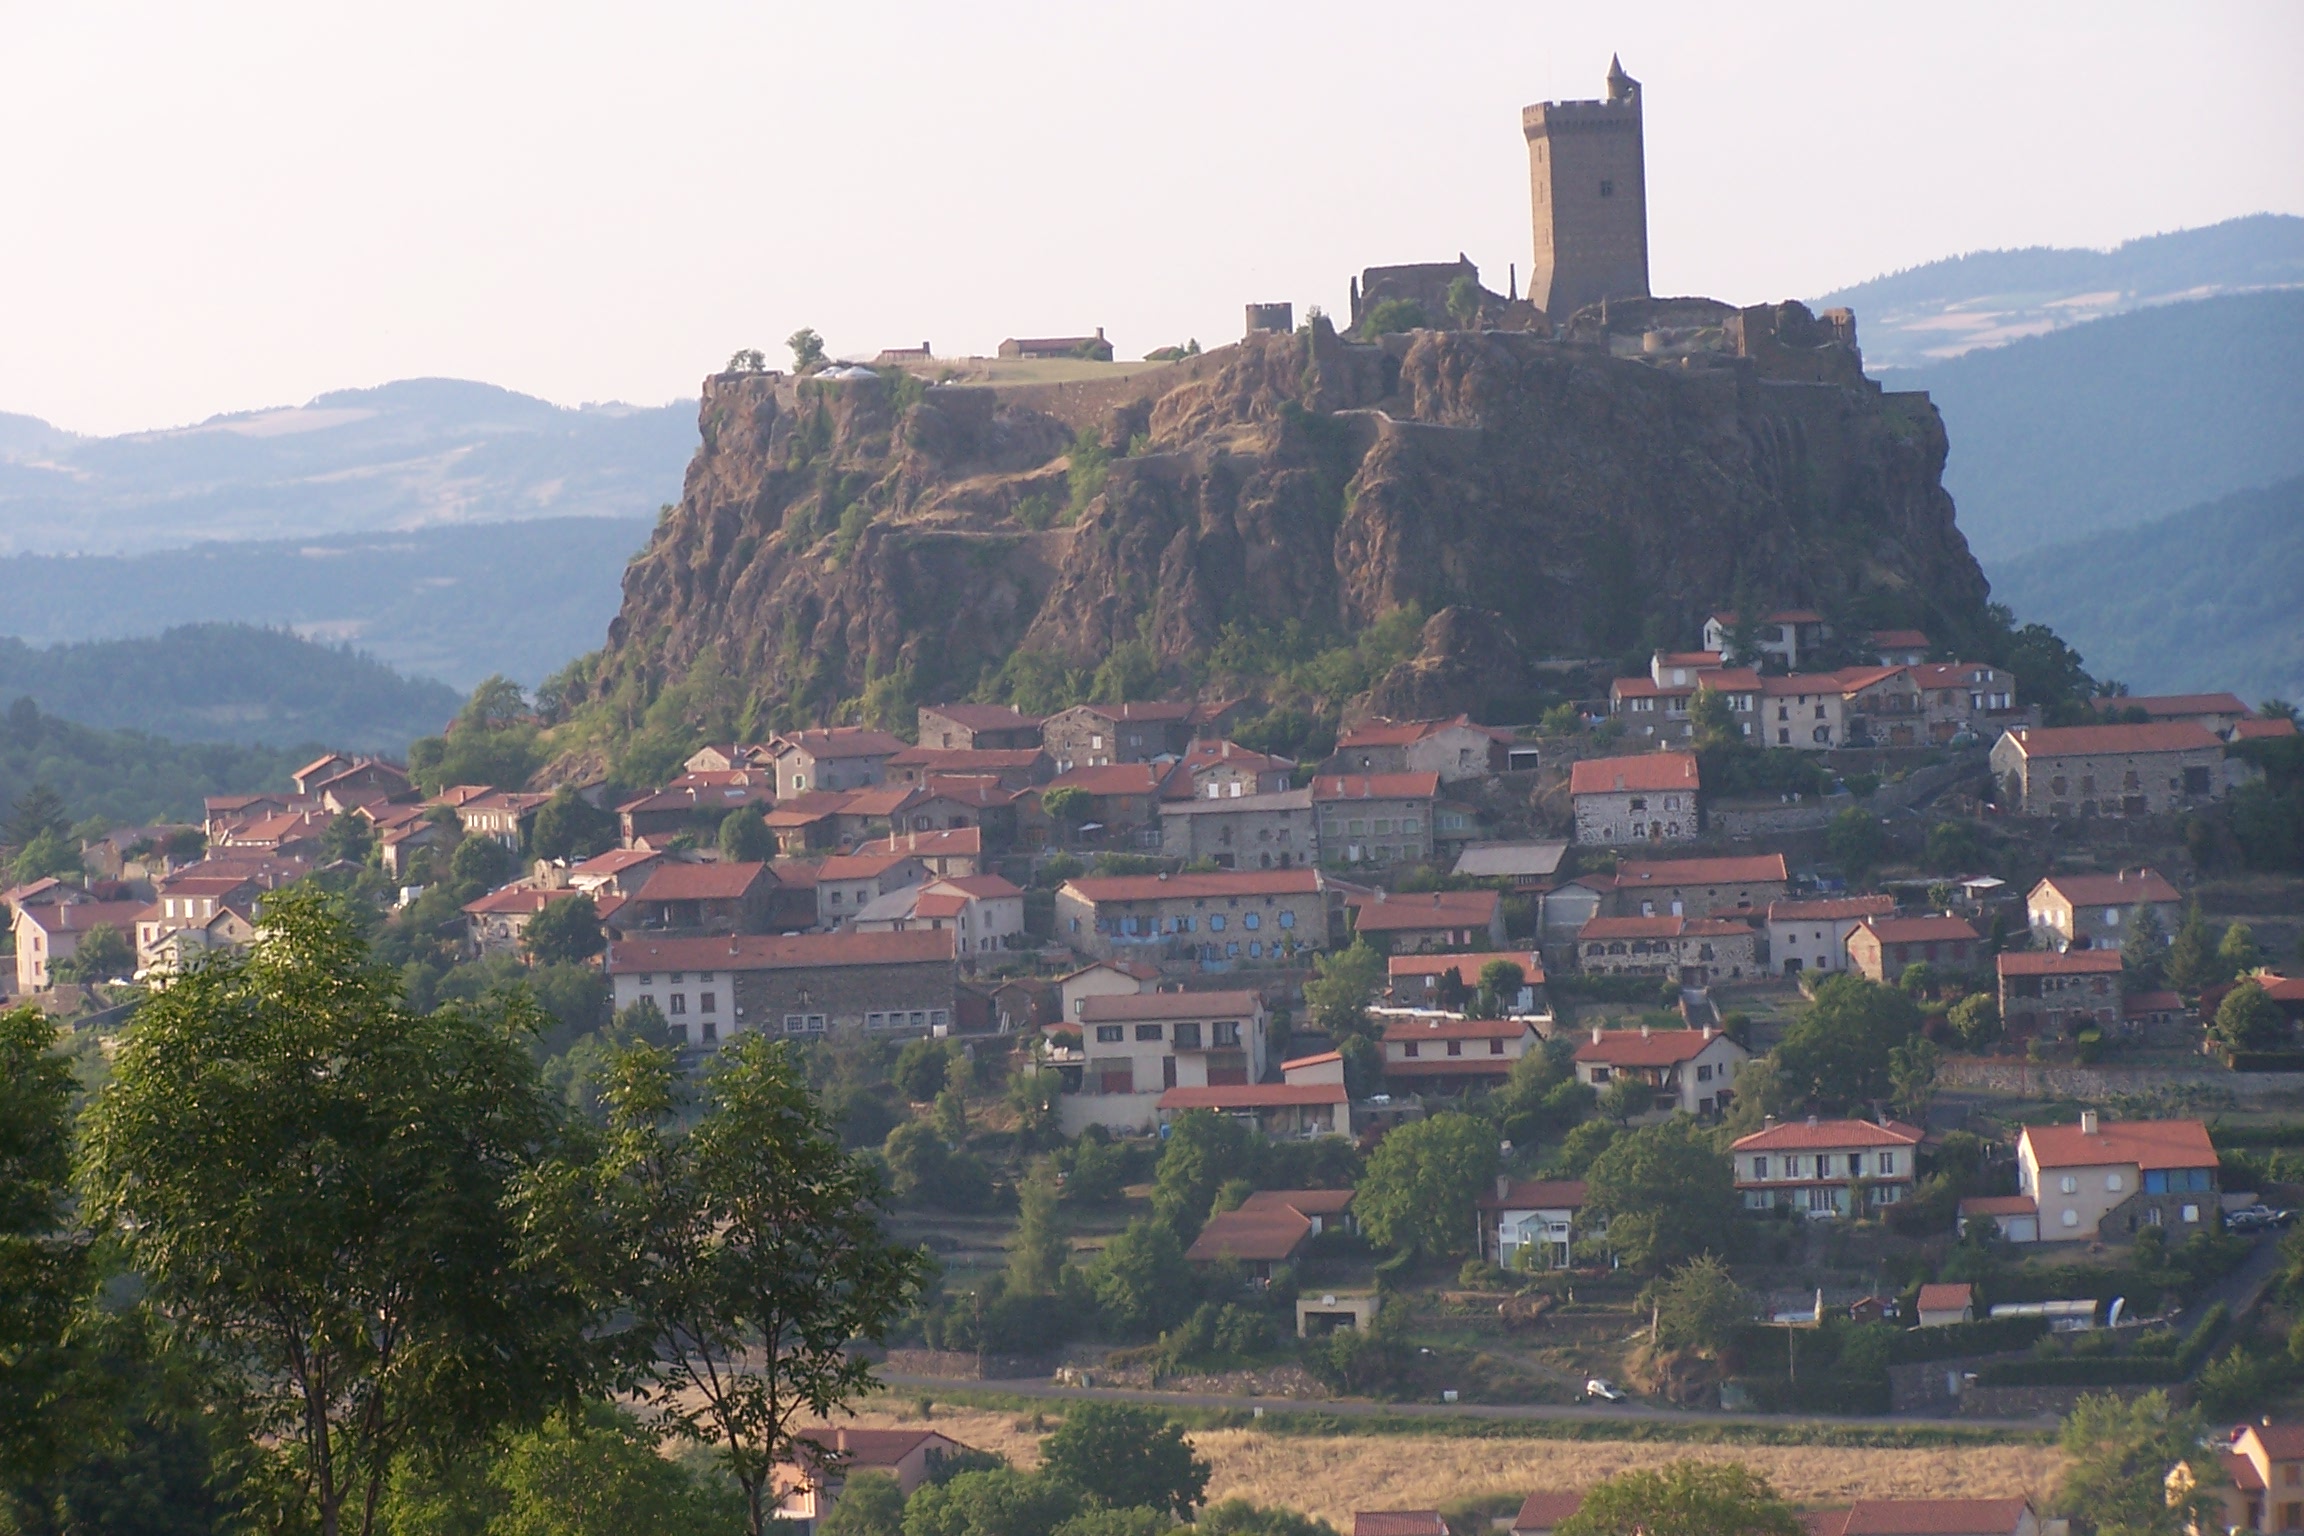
[583, 308, 1989, 731]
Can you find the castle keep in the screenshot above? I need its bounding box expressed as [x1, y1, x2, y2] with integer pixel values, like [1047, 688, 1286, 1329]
[1523, 55, 1651, 319]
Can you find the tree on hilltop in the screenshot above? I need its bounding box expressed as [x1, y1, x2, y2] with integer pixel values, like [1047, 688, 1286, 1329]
[787, 328, 827, 373]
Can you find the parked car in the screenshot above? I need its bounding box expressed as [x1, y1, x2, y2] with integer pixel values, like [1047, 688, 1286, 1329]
[2228, 1205, 2295, 1231]
[1582, 1377, 1626, 1403]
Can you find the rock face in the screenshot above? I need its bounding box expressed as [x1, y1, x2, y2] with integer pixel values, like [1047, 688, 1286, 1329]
[587, 313, 1988, 727]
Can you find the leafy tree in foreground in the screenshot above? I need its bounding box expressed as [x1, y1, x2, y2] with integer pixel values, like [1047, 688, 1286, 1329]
[819, 1469, 906, 1536]
[1356, 1111, 1499, 1257]
[0, 1007, 91, 1488]
[1583, 1116, 1734, 1273]
[1824, 806, 1886, 875]
[1151, 1108, 1257, 1234]
[78, 890, 596, 1536]
[2212, 981, 2287, 1054]
[903, 1466, 1082, 1536]
[1773, 973, 1922, 1110]
[524, 893, 606, 967]
[1554, 1460, 1801, 1536]
[2165, 904, 2217, 993]
[1086, 1217, 1194, 1338]
[1038, 1403, 1211, 1519]
[2057, 1390, 2221, 1536]
[601, 1038, 924, 1536]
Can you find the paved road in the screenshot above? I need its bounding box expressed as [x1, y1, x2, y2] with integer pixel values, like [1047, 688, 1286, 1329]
[877, 1372, 2055, 1432]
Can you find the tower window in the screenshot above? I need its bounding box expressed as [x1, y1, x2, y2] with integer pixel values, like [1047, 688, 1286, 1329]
[1600, 179, 1615, 197]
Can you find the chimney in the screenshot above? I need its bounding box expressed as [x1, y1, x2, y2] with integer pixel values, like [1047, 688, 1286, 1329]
[1806, 1113, 1820, 1127]
[1702, 1023, 1715, 1040]
[1640, 1021, 1652, 1038]
[1763, 1114, 1777, 1130]
[1591, 1023, 1604, 1045]
[2081, 1110, 2099, 1135]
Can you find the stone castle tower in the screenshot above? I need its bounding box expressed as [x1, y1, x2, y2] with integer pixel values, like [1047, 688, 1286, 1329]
[1522, 55, 1651, 319]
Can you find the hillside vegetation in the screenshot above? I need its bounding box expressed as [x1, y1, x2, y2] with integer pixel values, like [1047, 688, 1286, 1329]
[0, 624, 462, 751]
[0, 695, 304, 827]
[1990, 475, 2304, 705]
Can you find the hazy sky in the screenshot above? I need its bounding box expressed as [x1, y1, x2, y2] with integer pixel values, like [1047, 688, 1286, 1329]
[4, 1, 2299, 436]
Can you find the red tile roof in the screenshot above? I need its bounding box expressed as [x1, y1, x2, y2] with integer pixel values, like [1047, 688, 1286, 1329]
[571, 848, 661, 876]
[19, 899, 149, 934]
[1381, 1016, 1530, 1042]
[860, 827, 984, 858]
[1354, 1514, 1447, 1536]
[1956, 1195, 2038, 1217]
[1350, 888, 1500, 932]
[1570, 752, 1699, 796]
[1064, 869, 1321, 902]
[1733, 1119, 1922, 1152]
[1045, 762, 1173, 796]
[817, 852, 926, 882]
[933, 873, 1023, 899]
[2001, 722, 2224, 756]
[1915, 1283, 1973, 1313]
[2235, 716, 2302, 740]
[1185, 1206, 1313, 1264]
[2094, 692, 2250, 719]
[1768, 894, 1898, 922]
[1313, 772, 1443, 802]
[888, 745, 1048, 769]
[1573, 1028, 1731, 1066]
[605, 929, 953, 974]
[788, 1425, 963, 1469]
[1834, 1498, 2033, 1536]
[1578, 914, 1755, 941]
[2032, 868, 2181, 907]
[2221, 1449, 2268, 1493]
[1855, 915, 1980, 944]
[1335, 715, 1497, 749]
[836, 785, 928, 817]
[1388, 951, 1544, 986]
[1079, 989, 1262, 1022]
[764, 791, 856, 826]
[632, 861, 773, 901]
[1158, 1082, 1346, 1110]
[919, 703, 1045, 730]
[1871, 629, 1932, 649]
[1241, 1188, 1355, 1217]
[1997, 949, 2124, 977]
[1614, 853, 1788, 886]
[2247, 1422, 2304, 1460]
[2124, 989, 2184, 1015]
[772, 727, 907, 760]
[1282, 1050, 1341, 1070]
[461, 886, 564, 916]
[1477, 1179, 1587, 1212]
[1512, 1491, 1585, 1533]
[2023, 1117, 2216, 1172]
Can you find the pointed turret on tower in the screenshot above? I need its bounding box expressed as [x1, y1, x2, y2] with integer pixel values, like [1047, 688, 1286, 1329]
[1523, 57, 1651, 320]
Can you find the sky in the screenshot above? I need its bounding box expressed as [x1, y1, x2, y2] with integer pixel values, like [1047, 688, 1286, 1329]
[3, 1, 2299, 436]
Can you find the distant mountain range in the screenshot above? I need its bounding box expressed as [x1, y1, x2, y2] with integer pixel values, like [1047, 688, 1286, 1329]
[1816, 212, 2304, 372]
[1988, 475, 2304, 706]
[0, 624, 463, 753]
[0, 377, 695, 555]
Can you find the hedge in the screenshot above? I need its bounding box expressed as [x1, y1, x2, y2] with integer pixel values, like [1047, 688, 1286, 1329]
[1727, 1375, 1892, 1415]
[1885, 1315, 2050, 1364]
[1977, 1355, 2185, 1387]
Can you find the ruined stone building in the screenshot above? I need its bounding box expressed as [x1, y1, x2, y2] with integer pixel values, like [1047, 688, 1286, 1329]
[1523, 55, 1650, 319]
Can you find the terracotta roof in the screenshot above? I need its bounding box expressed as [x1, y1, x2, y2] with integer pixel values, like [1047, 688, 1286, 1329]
[932, 873, 1023, 899]
[1063, 869, 1321, 902]
[1350, 888, 1500, 932]
[1569, 752, 1700, 796]
[1335, 715, 1488, 749]
[1063, 700, 1199, 723]
[1907, 663, 1999, 688]
[1354, 1514, 1448, 1536]
[605, 929, 953, 974]
[1997, 949, 2124, 976]
[1579, 914, 1755, 941]
[1512, 1492, 1585, 1533]
[1835, 1498, 2033, 1536]
[2032, 868, 2181, 907]
[1855, 915, 1979, 944]
[1833, 665, 1913, 694]
[2221, 1450, 2268, 1493]
[1656, 650, 1723, 667]
[1957, 1195, 2038, 1217]
[1914, 1283, 1973, 1313]
[1078, 989, 1261, 1022]
[888, 745, 1047, 769]
[1477, 1179, 1587, 1212]
[1381, 1015, 1530, 1042]
[2248, 1422, 2304, 1460]
[765, 791, 856, 826]
[18, 899, 148, 934]
[789, 1425, 961, 1469]
[2094, 692, 2250, 719]
[1759, 671, 1858, 698]
[1769, 894, 1898, 922]
[2023, 1118, 2216, 1172]
[2001, 721, 2223, 756]
[772, 727, 907, 760]
[2124, 989, 2184, 1015]
[1614, 853, 1787, 886]
[817, 851, 925, 882]
[632, 862, 773, 901]
[918, 778, 1024, 808]
[1185, 1206, 1313, 1264]
[1281, 1050, 1342, 1069]
[1573, 1028, 1731, 1066]
[1158, 1082, 1345, 1110]
[461, 886, 564, 916]
[1872, 629, 1932, 649]
[2235, 716, 2302, 740]
[1383, 1056, 1523, 1077]
[1312, 772, 1442, 801]
[1046, 762, 1173, 796]
[1388, 951, 1544, 986]
[1733, 1119, 1922, 1152]
[860, 827, 984, 858]
[769, 858, 822, 888]
[1241, 1188, 1354, 1216]
[571, 848, 662, 876]
[1163, 788, 1314, 815]
[920, 703, 1045, 730]
[1183, 737, 1294, 768]
[837, 785, 929, 818]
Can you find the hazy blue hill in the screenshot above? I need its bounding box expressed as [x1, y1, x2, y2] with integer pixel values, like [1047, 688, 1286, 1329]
[0, 516, 650, 691]
[1898, 290, 2304, 560]
[1990, 475, 2304, 705]
[0, 696, 307, 828]
[1817, 213, 2304, 371]
[0, 625, 465, 752]
[0, 377, 695, 555]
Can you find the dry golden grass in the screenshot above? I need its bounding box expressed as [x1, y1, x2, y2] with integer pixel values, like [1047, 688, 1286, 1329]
[815, 1406, 2063, 1528]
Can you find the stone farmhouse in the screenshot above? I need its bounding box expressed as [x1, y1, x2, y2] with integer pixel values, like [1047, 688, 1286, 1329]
[1605, 853, 1787, 919]
[606, 929, 957, 1048]
[1990, 722, 2229, 818]
[1042, 700, 1240, 770]
[1574, 914, 1759, 984]
[1347, 888, 1506, 953]
[767, 727, 907, 797]
[2090, 692, 2252, 735]
[2027, 868, 2181, 954]
[915, 702, 1045, 751]
[1569, 751, 1699, 845]
[1844, 915, 1981, 982]
[1055, 868, 1328, 966]
[1159, 788, 1316, 868]
[1327, 716, 1508, 783]
[1313, 772, 1441, 867]
[1175, 738, 1297, 797]
[1998, 949, 2124, 1040]
[1765, 894, 1895, 978]
[461, 885, 565, 957]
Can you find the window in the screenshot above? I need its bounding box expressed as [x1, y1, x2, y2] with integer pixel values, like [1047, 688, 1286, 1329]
[2144, 1169, 2168, 1193]
[1879, 1152, 1896, 1176]
[2183, 1204, 2201, 1223]
[2106, 1172, 2124, 1192]
[1590, 1066, 1611, 1082]
[1135, 1024, 1164, 1041]
[1752, 1157, 1769, 1179]
[1404, 1041, 1420, 1058]
[1696, 1064, 1712, 1082]
[1096, 1025, 1124, 1043]
[701, 1021, 718, 1043]
[1490, 1038, 1505, 1055]
[1599, 178, 1614, 196]
[1212, 1020, 1240, 1047]
[2061, 1208, 2080, 1227]
[1446, 1040, 1462, 1057]
[1209, 915, 1225, 932]
[1243, 912, 1260, 929]
[669, 995, 687, 1014]
[931, 1009, 949, 1030]
[700, 992, 716, 1013]
[1173, 1022, 1202, 1049]
[783, 1013, 826, 1034]
[2059, 1175, 2078, 1195]
[1248, 941, 1262, 958]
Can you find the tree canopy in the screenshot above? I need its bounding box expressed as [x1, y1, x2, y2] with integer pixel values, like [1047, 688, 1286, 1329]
[1354, 1111, 1499, 1257]
[1583, 1117, 1735, 1272]
[1037, 1404, 1210, 1519]
[1555, 1460, 1802, 1536]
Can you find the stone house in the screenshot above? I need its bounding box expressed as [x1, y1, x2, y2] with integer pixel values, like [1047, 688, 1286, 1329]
[1312, 772, 1441, 866]
[1062, 988, 1269, 1135]
[1907, 663, 2018, 742]
[1569, 752, 1699, 845]
[1055, 868, 1327, 966]
[13, 898, 148, 991]
[1609, 660, 1761, 746]
[884, 746, 1050, 790]
[1476, 1178, 1590, 1269]
[1038, 760, 1185, 844]
[683, 743, 771, 773]
[857, 826, 983, 878]
[617, 772, 774, 845]
[563, 847, 665, 899]
[1327, 715, 1509, 783]
[1757, 672, 1848, 750]
[1572, 1023, 1748, 1119]
[1989, 722, 2228, 818]
[1041, 701, 1202, 770]
[616, 860, 778, 936]
[293, 754, 411, 800]
[1348, 887, 1506, 953]
[1997, 949, 2123, 1038]
[1385, 949, 1544, 1010]
[851, 873, 1024, 958]
[827, 785, 928, 844]
[1183, 1205, 1313, 1281]
[1606, 853, 1788, 919]
[2026, 868, 2181, 953]
[606, 929, 958, 1048]
[1575, 914, 1759, 984]
[134, 873, 264, 974]
[2016, 1112, 2219, 1241]
[1159, 788, 1316, 868]
[455, 790, 552, 849]
[1379, 1013, 1539, 1090]
[1176, 739, 1296, 797]
[915, 702, 1045, 751]
[1765, 894, 1896, 977]
[766, 727, 908, 797]
[2091, 692, 2252, 735]
[813, 852, 932, 929]
[1703, 608, 1828, 669]
[1845, 915, 1981, 982]
[763, 791, 852, 854]
[1731, 1117, 1922, 1217]
[1836, 666, 1929, 747]
[462, 886, 567, 957]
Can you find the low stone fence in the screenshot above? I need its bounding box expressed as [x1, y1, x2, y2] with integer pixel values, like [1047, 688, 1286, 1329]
[1939, 1057, 2304, 1101]
[878, 1348, 1059, 1381]
[1957, 1380, 2188, 1419]
[1888, 1352, 2032, 1414]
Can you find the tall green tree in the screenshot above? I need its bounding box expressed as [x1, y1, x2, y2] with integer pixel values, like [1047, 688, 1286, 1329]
[718, 806, 776, 863]
[1007, 1165, 1069, 1296]
[600, 1038, 925, 1536]
[1037, 1404, 1210, 1519]
[78, 890, 597, 1536]
[2057, 1390, 2222, 1536]
[1302, 940, 1383, 1038]
[903, 1467, 1080, 1536]
[1085, 1218, 1194, 1338]
[531, 787, 619, 863]
[1773, 974, 1923, 1111]
[524, 895, 607, 967]
[1554, 1460, 1801, 1536]
[1824, 807, 1887, 875]
[2219, 920, 2262, 980]
[1582, 1117, 1734, 1273]
[1354, 1112, 1499, 1258]
[4, 782, 68, 849]
[1151, 1110, 1258, 1234]
[2211, 981, 2288, 1053]
[0, 1007, 90, 1488]
[50, 922, 132, 984]
[2165, 904, 2217, 992]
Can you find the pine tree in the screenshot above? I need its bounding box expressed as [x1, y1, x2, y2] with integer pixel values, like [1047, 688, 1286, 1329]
[1006, 1164, 1069, 1296]
[2219, 921, 2262, 981]
[2165, 903, 2216, 993]
[4, 782, 68, 850]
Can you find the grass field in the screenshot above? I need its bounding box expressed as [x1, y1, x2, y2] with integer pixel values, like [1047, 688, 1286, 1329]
[824, 1403, 2063, 1528]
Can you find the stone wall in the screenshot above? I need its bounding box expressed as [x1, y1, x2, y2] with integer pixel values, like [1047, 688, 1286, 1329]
[879, 1348, 1060, 1381]
[1957, 1379, 2188, 1418]
[1937, 1056, 2304, 1102]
